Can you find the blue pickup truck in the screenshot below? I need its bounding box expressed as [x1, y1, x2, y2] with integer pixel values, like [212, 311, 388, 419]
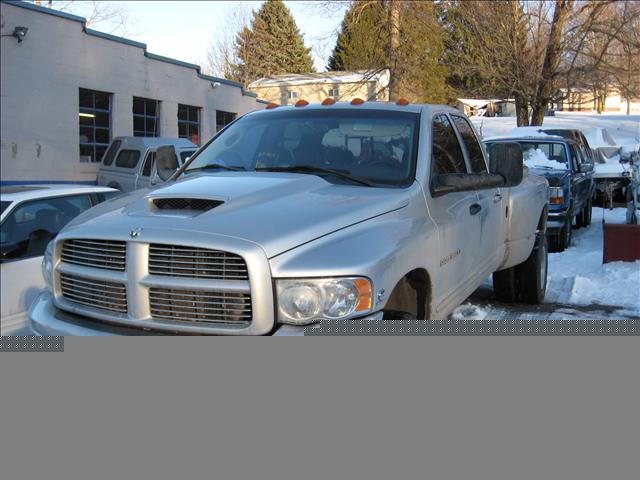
[484, 132, 595, 252]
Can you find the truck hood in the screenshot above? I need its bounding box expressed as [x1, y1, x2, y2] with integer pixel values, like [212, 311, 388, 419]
[528, 168, 569, 187]
[65, 172, 410, 258]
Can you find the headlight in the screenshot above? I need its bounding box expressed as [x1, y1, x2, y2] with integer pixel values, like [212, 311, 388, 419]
[41, 239, 55, 290]
[276, 277, 373, 325]
[549, 186, 564, 205]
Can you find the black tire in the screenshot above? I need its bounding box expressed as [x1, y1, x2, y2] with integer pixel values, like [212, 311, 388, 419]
[555, 215, 572, 252]
[383, 310, 417, 320]
[583, 198, 592, 226]
[493, 267, 517, 303]
[576, 204, 585, 228]
[515, 233, 548, 304]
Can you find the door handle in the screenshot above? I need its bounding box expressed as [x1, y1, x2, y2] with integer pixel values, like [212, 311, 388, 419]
[493, 193, 502, 203]
[469, 203, 482, 215]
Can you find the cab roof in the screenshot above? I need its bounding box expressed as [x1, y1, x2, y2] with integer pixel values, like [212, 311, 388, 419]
[1, 184, 116, 203]
[246, 101, 458, 117]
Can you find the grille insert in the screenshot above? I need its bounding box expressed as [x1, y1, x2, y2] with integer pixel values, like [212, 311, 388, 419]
[153, 198, 223, 211]
[61, 239, 126, 271]
[149, 244, 248, 280]
[60, 273, 127, 313]
[150, 288, 251, 324]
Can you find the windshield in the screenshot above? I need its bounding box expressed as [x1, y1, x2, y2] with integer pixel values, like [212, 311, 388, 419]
[183, 109, 419, 186]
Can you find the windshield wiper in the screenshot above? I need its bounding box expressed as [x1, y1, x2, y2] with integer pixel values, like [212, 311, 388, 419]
[187, 163, 246, 173]
[255, 165, 376, 187]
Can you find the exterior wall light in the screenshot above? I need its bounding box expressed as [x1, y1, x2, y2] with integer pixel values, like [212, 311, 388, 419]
[12, 26, 29, 43]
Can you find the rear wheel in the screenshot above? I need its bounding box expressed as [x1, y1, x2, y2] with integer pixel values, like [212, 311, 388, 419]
[493, 218, 548, 304]
[515, 232, 548, 304]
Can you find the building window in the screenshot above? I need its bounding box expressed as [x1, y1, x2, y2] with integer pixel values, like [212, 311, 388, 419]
[133, 97, 160, 137]
[178, 104, 201, 145]
[216, 110, 237, 132]
[79, 88, 111, 163]
[287, 91, 298, 100]
[328, 87, 339, 98]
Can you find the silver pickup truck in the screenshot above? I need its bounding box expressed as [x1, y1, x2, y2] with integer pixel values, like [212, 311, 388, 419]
[30, 102, 548, 335]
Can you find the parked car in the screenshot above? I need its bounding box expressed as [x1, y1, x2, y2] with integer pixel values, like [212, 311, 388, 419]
[29, 102, 548, 336]
[96, 137, 197, 192]
[1, 185, 119, 334]
[484, 132, 595, 252]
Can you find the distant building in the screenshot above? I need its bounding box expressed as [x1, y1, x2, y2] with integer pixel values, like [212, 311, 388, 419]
[248, 70, 390, 105]
[556, 88, 640, 114]
[456, 99, 516, 117]
[1, 1, 266, 184]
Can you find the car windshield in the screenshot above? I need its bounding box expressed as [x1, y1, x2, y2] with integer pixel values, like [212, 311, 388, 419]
[183, 109, 419, 186]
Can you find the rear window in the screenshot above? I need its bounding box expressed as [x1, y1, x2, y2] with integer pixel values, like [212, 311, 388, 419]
[115, 149, 141, 169]
[1, 201, 11, 215]
[180, 150, 195, 162]
[102, 140, 122, 166]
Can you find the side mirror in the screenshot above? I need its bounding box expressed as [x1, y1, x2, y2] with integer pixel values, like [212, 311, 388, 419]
[155, 145, 178, 182]
[489, 142, 523, 187]
[580, 162, 594, 172]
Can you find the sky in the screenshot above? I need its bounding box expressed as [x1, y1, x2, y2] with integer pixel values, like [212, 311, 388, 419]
[63, 1, 349, 73]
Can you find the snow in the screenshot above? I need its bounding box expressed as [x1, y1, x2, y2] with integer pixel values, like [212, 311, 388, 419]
[585, 127, 618, 148]
[472, 112, 640, 144]
[547, 208, 640, 313]
[523, 148, 567, 170]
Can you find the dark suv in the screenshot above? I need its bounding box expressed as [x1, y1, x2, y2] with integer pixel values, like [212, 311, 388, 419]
[484, 133, 595, 252]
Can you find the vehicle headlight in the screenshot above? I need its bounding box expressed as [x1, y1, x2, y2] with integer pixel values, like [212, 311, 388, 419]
[276, 277, 373, 325]
[549, 186, 564, 205]
[41, 239, 55, 290]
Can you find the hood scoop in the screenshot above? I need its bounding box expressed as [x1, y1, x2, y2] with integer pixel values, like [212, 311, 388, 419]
[152, 197, 223, 211]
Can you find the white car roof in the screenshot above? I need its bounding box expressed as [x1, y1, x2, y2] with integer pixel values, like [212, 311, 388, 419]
[1, 184, 116, 203]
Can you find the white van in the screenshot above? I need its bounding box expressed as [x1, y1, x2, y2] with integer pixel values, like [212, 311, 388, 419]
[96, 137, 197, 192]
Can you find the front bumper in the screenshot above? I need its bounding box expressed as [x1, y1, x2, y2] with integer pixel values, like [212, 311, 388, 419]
[546, 207, 570, 232]
[28, 291, 383, 336]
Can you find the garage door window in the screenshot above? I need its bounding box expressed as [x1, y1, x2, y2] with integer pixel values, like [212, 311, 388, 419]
[133, 97, 160, 137]
[178, 104, 201, 145]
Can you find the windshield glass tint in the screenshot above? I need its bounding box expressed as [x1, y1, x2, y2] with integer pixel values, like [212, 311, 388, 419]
[184, 109, 419, 186]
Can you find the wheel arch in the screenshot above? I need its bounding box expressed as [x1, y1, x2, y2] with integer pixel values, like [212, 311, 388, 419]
[383, 268, 432, 320]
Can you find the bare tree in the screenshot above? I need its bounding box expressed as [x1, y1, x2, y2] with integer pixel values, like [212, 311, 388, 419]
[204, 4, 252, 82]
[32, 0, 136, 36]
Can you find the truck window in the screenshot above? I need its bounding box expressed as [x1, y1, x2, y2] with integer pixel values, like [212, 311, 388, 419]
[115, 149, 141, 169]
[432, 115, 467, 174]
[141, 151, 156, 177]
[451, 115, 488, 173]
[102, 140, 121, 166]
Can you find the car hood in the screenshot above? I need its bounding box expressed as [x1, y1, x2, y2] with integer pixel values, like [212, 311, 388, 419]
[528, 168, 570, 187]
[64, 172, 410, 258]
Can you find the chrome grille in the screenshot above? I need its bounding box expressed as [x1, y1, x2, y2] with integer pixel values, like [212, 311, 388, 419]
[61, 239, 126, 271]
[60, 273, 127, 313]
[149, 288, 252, 324]
[148, 244, 248, 280]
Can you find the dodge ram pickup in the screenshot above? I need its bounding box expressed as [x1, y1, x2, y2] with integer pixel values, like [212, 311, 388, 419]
[29, 101, 548, 335]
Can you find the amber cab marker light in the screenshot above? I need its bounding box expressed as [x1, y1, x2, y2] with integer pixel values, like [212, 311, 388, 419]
[295, 99, 309, 107]
[265, 103, 279, 110]
[322, 98, 336, 106]
[351, 98, 365, 105]
[396, 98, 410, 106]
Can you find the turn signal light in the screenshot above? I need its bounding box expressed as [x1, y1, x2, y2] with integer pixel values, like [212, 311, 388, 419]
[396, 98, 409, 106]
[322, 98, 336, 105]
[351, 98, 365, 105]
[550, 197, 564, 205]
[295, 99, 309, 107]
[265, 103, 279, 110]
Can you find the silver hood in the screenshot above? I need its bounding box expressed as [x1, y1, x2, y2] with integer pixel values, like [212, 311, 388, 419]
[64, 172, 410, 258]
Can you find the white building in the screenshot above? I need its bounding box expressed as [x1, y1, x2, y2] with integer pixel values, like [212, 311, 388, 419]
[0, 1, 266, 184]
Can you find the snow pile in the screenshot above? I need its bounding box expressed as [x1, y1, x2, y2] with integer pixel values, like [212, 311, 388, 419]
[523, 148, 567, 170]
[547, 207, 640, 313]
[451, 303, 489, 320]
[585, 127, 618, 148]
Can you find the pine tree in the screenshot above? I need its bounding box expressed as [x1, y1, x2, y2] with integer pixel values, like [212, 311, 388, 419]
[327, 1, 451, 103]
[234, 0, 314, 86]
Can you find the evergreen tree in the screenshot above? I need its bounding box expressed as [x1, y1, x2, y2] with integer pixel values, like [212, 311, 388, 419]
[327, 1, 451, 103]
[234, 0, 314, 86]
